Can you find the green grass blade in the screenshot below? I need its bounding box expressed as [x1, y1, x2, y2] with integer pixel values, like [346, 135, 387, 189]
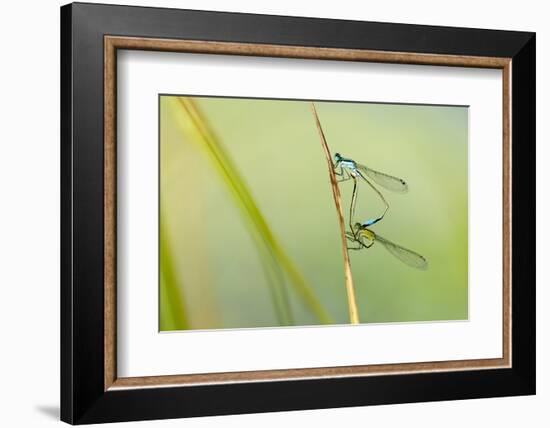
[174, 97, 332, 324]
[159, 214, 190, 330]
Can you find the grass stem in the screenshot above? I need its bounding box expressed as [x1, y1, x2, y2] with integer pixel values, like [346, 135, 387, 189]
[310, 103, 360, 324]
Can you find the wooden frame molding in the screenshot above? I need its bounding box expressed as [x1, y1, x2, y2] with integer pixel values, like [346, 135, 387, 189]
[104, 35, 512, 391]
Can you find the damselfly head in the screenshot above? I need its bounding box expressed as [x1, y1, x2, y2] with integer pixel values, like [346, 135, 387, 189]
[334, 153, 342, 162]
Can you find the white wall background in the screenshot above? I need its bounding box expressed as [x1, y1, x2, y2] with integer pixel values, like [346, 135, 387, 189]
[0, 0, 546, 426]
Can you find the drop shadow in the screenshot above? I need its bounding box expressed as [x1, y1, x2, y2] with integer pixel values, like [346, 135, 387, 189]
[35, 405, 59, 420]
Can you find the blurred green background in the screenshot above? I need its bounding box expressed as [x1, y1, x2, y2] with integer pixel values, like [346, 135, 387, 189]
[160, 95, 468, 331]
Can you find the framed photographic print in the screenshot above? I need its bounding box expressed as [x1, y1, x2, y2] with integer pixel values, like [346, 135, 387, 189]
[60, 2, 535, 424]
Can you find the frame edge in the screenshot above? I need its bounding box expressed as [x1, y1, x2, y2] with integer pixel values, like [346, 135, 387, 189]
[510, 32, 536, 394]
[60, 2, 74, 425]
[62, 3, 536, 423]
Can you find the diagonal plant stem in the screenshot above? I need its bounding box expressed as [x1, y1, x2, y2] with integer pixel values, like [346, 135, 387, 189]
[175, 97, 333, 324]
[310, 103, 360, 324]
[177, 99, 291, 325]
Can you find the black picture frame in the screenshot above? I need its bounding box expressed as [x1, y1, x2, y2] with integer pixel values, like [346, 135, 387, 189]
[61, 2, 535, 424]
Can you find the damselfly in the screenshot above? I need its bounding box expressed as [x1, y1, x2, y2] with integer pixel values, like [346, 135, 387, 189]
[346, 222, 428, 270]
[333, 153, 408, 235]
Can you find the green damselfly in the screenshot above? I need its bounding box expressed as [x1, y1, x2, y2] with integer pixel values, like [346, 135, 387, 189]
[346, 222, 428, 270]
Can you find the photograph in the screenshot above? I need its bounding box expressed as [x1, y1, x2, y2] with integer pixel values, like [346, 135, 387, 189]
[159, 95, 469, 331]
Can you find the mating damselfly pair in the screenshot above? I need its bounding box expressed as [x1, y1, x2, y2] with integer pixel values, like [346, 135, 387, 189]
[333, 153, 428, 270]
